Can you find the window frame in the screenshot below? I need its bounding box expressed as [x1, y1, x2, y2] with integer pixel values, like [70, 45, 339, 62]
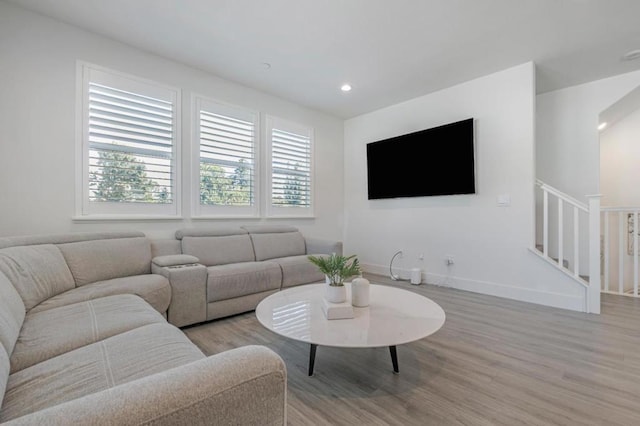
[191, 95, 260, 219]
[75, 62, 181, 220]
[264, 115, 315, 218]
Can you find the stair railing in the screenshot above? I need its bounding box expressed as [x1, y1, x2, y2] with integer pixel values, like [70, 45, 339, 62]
[601, 207, 640, 297]
[535, 180, 601, 313]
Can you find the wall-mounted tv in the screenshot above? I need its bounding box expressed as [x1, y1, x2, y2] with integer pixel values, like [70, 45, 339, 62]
[366, 118, 475, 200]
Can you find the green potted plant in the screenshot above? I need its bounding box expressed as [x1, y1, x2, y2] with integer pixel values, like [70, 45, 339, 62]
[308, 253, 361, 303]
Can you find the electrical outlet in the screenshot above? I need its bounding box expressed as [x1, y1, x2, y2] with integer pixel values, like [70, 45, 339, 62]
[445, 256, 454, 266]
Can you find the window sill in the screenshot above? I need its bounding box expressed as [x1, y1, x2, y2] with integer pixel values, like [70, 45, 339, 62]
[72, 215, 184, 222]
[265, 215, 316, 220]
[191, 215, 261, 220]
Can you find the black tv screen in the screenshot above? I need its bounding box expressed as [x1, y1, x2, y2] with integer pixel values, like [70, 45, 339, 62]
[367, 118, 475, 199]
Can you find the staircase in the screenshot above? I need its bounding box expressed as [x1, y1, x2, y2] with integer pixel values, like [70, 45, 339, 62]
[533, 180, 601, 313]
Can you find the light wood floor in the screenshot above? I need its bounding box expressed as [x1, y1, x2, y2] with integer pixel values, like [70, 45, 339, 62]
[184, 275, 640, 425]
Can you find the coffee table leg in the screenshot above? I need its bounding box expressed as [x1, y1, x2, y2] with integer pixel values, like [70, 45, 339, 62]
[309, 344, 318, 376]
[389, 346, 399, 373]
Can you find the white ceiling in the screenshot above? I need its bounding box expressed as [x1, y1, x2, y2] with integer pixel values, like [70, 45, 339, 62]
[8, 0, 640, 118]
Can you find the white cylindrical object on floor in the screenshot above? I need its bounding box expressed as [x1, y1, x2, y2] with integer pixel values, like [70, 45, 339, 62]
[410, 268, 421, 285]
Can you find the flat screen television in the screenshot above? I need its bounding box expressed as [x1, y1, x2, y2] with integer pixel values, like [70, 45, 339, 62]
[366, 118, 475, 199]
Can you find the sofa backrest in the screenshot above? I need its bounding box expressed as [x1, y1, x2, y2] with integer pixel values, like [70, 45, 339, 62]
[177, 228, 255, 267]
[0, 231, 146, 249]
[242, 225, 306, 261]
[58, 237, 152, 286]
[0, 271, 25, 356]
[150, 239, 182, 258]
[0, 245, 75, 311]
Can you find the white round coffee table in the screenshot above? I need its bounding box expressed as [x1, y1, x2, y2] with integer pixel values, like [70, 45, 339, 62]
[255, 283, 445, 375]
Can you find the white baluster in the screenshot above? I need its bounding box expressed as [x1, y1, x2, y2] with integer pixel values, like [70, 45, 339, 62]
[543, 190, 548, 257]
[635, 211, 638, 296]
[603, 211, 609, 292]
[619, 211, 624, 295]
[558, 199, 564, 268]
[574, 206, 579, 277]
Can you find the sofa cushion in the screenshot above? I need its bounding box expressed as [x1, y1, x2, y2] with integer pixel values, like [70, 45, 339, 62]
[249, 231, 306, 261]
[0, 273, 25, 356]
[0, 323, 204, 423]
[10, 295, 166, 373]
[58, 237, 152, 286]
[0, 245, 75, 311]
[182, 235, 255, 266]
[271, 255, 326, 288]
[29, 274, 171, 315]
[207, 262, 281, 303]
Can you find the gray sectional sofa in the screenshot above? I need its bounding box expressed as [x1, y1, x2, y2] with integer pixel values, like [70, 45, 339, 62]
[0, 231, 287, 425]
[153, 225, 342, 326]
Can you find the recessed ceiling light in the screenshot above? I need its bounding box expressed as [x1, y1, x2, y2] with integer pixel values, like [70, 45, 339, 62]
[598, 122, 607, 131]
[261, 62, 271, 70]
[340, 83, 352, 92]
[622, 49, 640, 61]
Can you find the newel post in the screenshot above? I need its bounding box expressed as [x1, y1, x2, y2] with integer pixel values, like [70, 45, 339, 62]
[586, 194, 602, 314]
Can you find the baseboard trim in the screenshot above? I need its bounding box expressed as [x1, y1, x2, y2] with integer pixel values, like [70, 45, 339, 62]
[361, 262, 586, 312]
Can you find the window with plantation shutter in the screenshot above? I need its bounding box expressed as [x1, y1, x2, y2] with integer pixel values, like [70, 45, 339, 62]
[77, 64, 180, 217]
[193, 97, 259, 217]
[266, 116, 314, 217]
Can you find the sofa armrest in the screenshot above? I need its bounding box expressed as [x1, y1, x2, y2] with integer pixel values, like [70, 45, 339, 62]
[152, 261, 207, 327]
[152, 254, 199, 268]
[305, 237, 343, 256]
[5, 345, 287, 426]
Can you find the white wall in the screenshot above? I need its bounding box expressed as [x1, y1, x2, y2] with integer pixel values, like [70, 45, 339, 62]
[0, 2, 344, 240]
[601, 107, 640, 207]
[344, 63, 587, 311]
[537, 69, 640, 199]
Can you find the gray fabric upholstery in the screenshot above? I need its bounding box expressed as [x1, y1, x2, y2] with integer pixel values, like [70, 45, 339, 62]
[305, 237, 343, 256]
[11, 295, 165, 373]
[152, 254, 199, 267]
[176, 227, 248, 239]
[0, 245, 75, 311]
[58, 237, 152, 286]
[29, 274, 171, 315]
[182, 235, 256, 266]
[0, 323, 204, 423]
[272, 255, 326, 288]
[207, 290, 279, 321]
[152, 263, 208, 327]
[0, 273, 25, 356]
[0, 347, 8, 411]
[250, 231, 307, 261]
[0, 232, 145, 250]
[241, 225, 298, 234]
[207, 262, 281, 303]
[4, 346, 286, 426]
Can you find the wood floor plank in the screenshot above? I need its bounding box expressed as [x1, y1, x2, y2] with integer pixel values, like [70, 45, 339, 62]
[183, 275, 640, 425]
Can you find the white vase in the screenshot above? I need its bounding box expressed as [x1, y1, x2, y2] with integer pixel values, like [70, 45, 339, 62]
[325, 284, 346, 303]
[351, 277, 370, 307]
